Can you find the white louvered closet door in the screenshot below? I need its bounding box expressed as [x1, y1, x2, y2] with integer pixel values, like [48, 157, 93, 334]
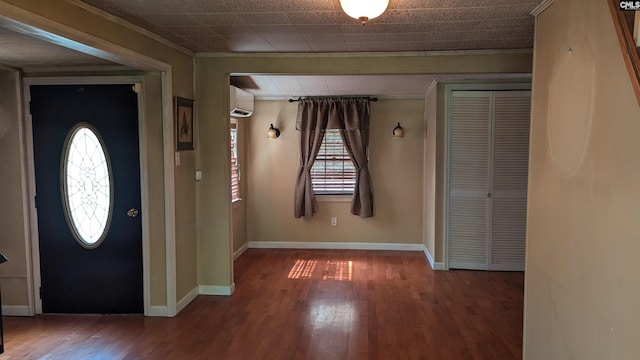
[489, 91, 531, 271]
[448, 91, 492, 270]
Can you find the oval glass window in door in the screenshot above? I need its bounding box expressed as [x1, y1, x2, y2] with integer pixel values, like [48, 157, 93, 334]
[61, 123, 113, 249]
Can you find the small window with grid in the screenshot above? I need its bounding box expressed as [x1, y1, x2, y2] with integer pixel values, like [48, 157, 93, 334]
[311, 129, 356, 195]
[230, 123, 240, 202]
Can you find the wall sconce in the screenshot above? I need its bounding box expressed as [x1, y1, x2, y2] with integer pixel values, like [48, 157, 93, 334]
[392, 123, 404, 139]
[267, 123, 280, 139]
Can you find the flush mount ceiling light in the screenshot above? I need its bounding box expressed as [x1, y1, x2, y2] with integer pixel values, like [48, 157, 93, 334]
[340, 0, 389, 25]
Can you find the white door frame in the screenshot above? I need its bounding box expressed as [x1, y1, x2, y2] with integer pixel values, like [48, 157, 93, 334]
[443, 82, 532, 271]
[23, 76, 152, 315]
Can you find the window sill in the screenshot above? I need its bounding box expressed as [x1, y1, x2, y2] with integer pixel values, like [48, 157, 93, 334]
[232, 199, 242, 209]
[316, 195, 352, 202]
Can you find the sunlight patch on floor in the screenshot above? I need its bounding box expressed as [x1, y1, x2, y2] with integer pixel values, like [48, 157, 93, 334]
[288, 259, 353, 281]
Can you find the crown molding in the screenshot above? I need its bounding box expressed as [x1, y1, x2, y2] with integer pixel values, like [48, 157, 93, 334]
[531, 0, 556, 16]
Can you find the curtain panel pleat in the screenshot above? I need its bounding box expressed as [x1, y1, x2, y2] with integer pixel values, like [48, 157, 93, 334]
[293, 98, 374, 218]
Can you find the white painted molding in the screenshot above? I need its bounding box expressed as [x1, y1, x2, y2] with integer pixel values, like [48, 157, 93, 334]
[531, 0, 555, 16]
[233, 243, 249, 261]
[2, 305, 30, 316]
[248, 241, 424, 251]
[425, 80, 437, 98]
[421, 246, 445, 270]
[147, 306, 170, 317]
[176, 286, 199, 314]
[199, 284, 235, 296]
[423, 246, 436, 269]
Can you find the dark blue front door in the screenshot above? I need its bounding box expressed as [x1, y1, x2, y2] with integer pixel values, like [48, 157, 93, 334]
[31, 84, 143, 314]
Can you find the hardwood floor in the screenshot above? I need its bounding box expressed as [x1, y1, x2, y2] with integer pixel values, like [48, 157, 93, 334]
[3, 249, 524, 359]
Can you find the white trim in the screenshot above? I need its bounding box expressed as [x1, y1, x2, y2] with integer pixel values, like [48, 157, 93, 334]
[233, 242, 249, 261]
[531, 0, 555, 16]
[23, 76, 150, 316]
[425, 80, 437, 98]
[11, 68, 37, 316]
[2, 305, 30, 316]
[147, 306, 170, 317]
[162, 71, 178, 317]
[137, 78, 152, 318]
[176, 286, 199, 314]
[197, 49, 533, 59]
[66, 0, 193, 57]
[422, 247, 445, 271]
[248, 241, 424, 251]
[423, 246, 435, 269]
[199, 284, 236, 296]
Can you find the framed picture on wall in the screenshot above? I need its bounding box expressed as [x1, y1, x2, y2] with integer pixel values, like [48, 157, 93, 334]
[175, 97, 194, 151]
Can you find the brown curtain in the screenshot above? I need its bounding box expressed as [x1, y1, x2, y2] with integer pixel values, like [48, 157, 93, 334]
[293, 98, 374, 218]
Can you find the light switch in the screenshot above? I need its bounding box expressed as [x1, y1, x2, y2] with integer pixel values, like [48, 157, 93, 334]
[195, 170, 203, 181]
[175, 152, 181, 166]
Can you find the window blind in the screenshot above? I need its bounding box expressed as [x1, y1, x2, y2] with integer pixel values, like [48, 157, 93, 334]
[230, 123, 240, 201]
[311, 129, 356, 194]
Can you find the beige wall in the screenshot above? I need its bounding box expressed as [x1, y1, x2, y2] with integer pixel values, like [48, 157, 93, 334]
[246, 99, 425, 245]
[0, 68, 30, 307]
[524, 0, 640, 358]
[0, 0, 196, 311]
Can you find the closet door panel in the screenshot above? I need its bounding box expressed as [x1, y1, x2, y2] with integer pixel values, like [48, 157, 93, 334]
[448, 91, 491, 270]
[490, 91, 531, 271]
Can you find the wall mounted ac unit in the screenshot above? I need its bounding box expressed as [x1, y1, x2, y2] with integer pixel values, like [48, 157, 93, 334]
[230, 86, 254, 117]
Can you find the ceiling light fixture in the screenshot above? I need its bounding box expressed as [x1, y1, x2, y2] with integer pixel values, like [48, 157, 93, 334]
[340, 0, 389, 25]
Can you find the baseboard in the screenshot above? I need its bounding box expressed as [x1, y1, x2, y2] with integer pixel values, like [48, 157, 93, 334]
[233, 242, 249, 261]
[199, 283, 235, 296]
[176, 286, 199, 314]
[248, 241, 424, 251]
[2, 305, 31, 316]
[146, 306, 169, 317]
[423, 246, 436, 268]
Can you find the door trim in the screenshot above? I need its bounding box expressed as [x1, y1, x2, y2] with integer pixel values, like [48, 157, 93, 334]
[24, 76, 149, 315]
[443, 82, 532, 271]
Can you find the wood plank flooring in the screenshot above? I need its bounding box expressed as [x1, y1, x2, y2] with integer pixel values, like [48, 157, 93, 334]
[3, 249, 524, 359]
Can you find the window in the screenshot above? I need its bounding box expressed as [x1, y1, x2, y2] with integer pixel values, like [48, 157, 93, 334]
[311, 129, 356, 194]
[230, 122, 240, 202]
[62, 123, 113, 249]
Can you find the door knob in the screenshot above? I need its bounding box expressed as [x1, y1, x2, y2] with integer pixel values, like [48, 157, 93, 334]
[127, 208, 139, 218]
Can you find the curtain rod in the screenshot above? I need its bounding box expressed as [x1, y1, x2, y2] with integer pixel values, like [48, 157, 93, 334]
[288, 97, 378, 103]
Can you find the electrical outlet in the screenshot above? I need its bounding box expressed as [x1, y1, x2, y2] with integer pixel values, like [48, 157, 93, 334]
[331, 217, 337, 226]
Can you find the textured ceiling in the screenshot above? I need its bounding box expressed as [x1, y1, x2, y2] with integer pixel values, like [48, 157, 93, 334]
[0, 1, 536, 97]
[80, 0, 538, 52]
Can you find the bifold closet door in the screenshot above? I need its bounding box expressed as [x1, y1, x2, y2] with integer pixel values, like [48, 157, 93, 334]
[489, 91, 531, 271]
[448, 91, 492, 270]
